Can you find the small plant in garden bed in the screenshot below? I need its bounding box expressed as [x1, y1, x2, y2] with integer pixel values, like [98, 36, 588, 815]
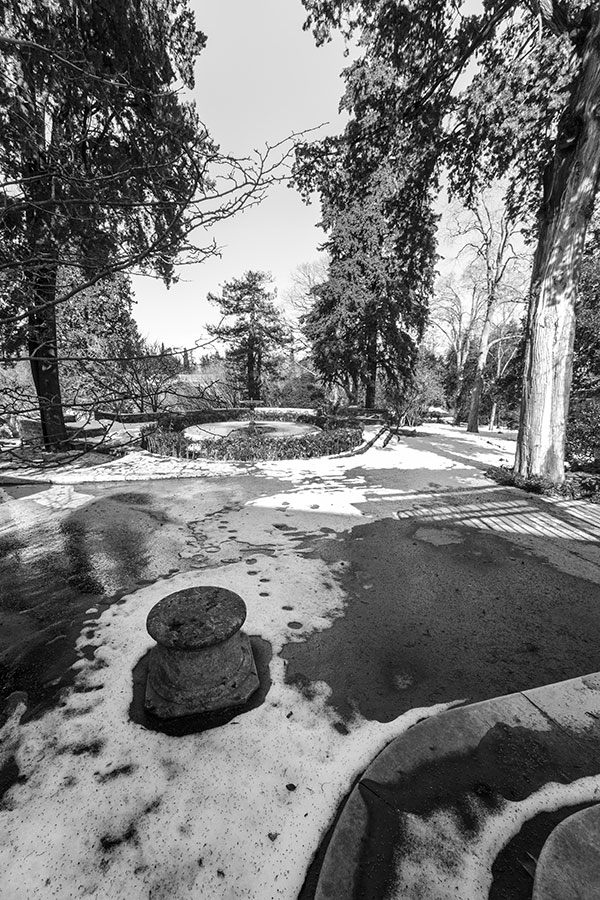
[142, 425, 363, 461]
[141, 425, 190, 458]
[485, 465, 600, 503]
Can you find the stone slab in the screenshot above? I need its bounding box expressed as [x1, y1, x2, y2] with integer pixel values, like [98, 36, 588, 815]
[533, 804, 600, 900]
[146, 586, 247, 649]
[524, 671, 600, 753]
[313, 677, 600, 900]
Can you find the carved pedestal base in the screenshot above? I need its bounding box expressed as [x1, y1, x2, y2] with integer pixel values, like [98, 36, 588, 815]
[144, 586, 259, 719]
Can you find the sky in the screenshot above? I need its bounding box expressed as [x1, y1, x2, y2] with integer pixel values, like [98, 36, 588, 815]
[131, 0, 351, 351]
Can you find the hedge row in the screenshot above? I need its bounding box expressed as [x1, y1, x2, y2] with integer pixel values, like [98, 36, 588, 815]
[143, 426, 363, 461]
[252, 407, 316, 422]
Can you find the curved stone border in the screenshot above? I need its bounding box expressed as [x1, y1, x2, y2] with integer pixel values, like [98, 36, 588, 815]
[533, 805, 600, 899]
[309, 673, 600, 900]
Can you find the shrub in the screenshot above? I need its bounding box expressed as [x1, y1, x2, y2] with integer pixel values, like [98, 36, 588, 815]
[566, 399, 600, 468]
[256, 407, 317, 422]
[485, 464, 600, 502]
[143, 425, 363, 461]
[141, 425, 190, 457]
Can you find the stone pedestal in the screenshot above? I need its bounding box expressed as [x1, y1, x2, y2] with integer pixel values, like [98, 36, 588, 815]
[144, 586, 259, 719]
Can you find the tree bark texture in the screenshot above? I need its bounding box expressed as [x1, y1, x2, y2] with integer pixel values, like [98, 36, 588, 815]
[28, 267, 68, 449]
[453, 335, 471, 425]
[467, 306, 494, 433]
[364, 322, 378, 409]
[515, 12, 600, 481]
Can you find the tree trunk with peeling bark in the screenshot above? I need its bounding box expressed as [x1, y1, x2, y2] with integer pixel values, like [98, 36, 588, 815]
[515, 11, 600, 482]
[452, 335, 471, 425]
[467, 304, 494, 433]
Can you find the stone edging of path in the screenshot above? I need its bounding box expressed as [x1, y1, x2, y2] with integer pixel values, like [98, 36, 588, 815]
[311, 672, 600, 900]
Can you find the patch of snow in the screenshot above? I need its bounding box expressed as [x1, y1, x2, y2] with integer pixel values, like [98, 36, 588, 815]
[0, 533, 451, 900]
[30, 485, 94, 512]
[247, 489, 368, 517]
[1, 422, 517, 486]
[390, 775, 600, 900]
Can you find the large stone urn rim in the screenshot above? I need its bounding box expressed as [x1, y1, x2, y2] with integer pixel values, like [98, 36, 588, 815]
[146, 586, 247, 650]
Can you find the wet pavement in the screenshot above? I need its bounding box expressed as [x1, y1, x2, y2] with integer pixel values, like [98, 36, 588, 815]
[0, 472, 298, 718]
[307, 671, 600, 900]
[2, 429, 600, 735]
[282, 507, 600, 722]
[2, 426, 600, 899]
[0, 485, 182, 715]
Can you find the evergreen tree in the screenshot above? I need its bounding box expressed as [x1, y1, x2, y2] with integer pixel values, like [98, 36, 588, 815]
[57, 273, 141, 414]
[302, 0, 600, 481]
[207, 272, 290, 402]
[294, 84, 434, 407]
[0, 1, 287, 448]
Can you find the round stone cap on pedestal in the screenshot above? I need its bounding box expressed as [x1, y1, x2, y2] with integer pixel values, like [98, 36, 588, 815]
[146, 586, 247, 650]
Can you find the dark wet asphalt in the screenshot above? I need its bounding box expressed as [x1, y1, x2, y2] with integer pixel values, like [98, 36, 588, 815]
[282, 516, 600, 721]
[0, 475, 288, 718]
[0, 486, 180, 715]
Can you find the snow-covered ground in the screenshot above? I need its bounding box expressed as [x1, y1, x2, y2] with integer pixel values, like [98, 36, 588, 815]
[0, 424, 524, 899]
[0, 568, 452, 900]
[389, 774, 600, 900]
[0, 423, 517, 485]
[0, 500, 451, 898]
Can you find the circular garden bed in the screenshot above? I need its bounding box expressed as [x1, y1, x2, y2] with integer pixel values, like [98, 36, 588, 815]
[141, 414, 363, 461]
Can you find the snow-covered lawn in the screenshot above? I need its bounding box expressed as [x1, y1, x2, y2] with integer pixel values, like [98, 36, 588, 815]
[0, 425, 518, 899]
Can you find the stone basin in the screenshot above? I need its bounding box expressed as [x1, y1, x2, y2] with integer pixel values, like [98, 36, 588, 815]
[184, 419, 320, 441]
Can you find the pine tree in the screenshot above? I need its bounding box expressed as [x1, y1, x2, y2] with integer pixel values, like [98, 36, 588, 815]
[207, 272, 290, 402]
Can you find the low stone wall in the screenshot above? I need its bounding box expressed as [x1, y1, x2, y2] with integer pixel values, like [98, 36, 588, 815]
[97, 408, 250, 426]
[16, 417, 44, 440]
[252, 407, 316, 423]
[99, 407, 320, 428]
[95, 410, 160, 423]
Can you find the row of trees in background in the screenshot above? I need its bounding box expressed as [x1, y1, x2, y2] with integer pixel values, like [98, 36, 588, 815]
[1, 271, 201, 426]
[431, 196, 529, 432]
[4, 0, 600, 485]
[298, 0, 600, 482]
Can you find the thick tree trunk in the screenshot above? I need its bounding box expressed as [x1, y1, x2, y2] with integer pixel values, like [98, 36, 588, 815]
[246, 338, 256, 400]
[467, 307, 494, 433]
[28, 267, 68, 450]
[515, 13, 600, 482]
[345, 375, 359, 406]
[364, 362, 377, 408]
[452, 338, 470, 425]
[364, 322, 378, 409]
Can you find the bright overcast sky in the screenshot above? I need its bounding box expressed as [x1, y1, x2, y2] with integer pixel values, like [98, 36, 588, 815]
[132, 0, 350, 350]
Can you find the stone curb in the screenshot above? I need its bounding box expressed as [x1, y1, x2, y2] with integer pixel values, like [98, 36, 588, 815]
[312, 671, 600, 900]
